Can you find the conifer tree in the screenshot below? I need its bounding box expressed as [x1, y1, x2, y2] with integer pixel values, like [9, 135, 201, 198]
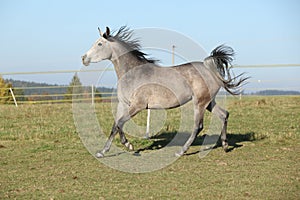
[64, 74, 83, 100]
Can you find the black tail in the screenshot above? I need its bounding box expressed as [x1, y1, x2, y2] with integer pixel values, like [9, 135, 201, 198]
[204, 45, 248, 95]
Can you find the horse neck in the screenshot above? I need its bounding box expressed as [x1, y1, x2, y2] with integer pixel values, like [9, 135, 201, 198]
[111, 51, 147, 79]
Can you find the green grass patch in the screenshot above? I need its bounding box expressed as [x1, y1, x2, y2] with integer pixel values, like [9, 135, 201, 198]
[0, 96, 299, 199]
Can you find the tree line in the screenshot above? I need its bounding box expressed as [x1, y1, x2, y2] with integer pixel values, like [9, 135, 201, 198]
[0, 75, 109, 104]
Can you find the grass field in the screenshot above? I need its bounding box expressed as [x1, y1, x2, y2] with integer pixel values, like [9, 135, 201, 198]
[0, 96, 299, 199]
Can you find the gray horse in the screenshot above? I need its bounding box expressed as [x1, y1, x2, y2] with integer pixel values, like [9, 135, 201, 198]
[82, 26, 247, 158]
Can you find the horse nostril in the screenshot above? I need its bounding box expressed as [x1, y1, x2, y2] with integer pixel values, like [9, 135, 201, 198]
[82, 55, 86, 61]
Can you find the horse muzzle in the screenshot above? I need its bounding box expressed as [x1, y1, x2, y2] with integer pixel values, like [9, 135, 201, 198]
[81, 54, 90, 66]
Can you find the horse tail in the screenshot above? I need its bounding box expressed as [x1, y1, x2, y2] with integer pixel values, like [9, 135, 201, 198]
[204, 45, 248, 95]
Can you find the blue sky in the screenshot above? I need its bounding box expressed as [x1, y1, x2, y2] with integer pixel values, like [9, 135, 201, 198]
[0, 0, 299, 91]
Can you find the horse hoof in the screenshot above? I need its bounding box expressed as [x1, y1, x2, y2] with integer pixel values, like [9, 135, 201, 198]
[125, 142, 134, 151]
[175, 151, 183, 157]
[128, 144, 134, 151]
[95, 152, 104, 158]
[223, 147, 229, 153]
[222, 141, 229, 152]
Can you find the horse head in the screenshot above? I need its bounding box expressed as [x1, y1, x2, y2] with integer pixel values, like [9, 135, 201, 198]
[82, 27, 113, 66]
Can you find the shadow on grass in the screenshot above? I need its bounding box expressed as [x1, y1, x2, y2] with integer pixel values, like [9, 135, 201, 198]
[136, 131, 261, 155]
[135, 131, 178, 153]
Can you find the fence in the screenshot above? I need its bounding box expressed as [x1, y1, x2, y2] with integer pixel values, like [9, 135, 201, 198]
[1, 64, 300, 106]
[0, 85, 117, 105]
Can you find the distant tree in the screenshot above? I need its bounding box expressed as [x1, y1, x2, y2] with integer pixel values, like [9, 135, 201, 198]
[94, 87, 102, 102]
[27, 93, 37, 102]
[64, 74, 84, 101]
[0, 76, 13, 104]
[253, 90, 300, 96]
[27, 92, 53, 102]
[12, 87, 26, 102]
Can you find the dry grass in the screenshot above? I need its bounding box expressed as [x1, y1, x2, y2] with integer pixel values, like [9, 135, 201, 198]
[0, 96, 299, 199]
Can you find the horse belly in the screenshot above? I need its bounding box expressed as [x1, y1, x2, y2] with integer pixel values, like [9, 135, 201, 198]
[131, 84, 192, 109]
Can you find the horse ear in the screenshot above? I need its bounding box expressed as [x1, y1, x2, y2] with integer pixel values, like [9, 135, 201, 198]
[98, 27, 103, 37]
[106, 27, 110, 36]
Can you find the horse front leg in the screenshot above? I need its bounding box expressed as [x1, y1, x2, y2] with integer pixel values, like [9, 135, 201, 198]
[96, 122, 119, 158]
[119, 129, 134, 151]
[96, 102, 139, 158]
[118, 101, 147, 152]
[96, 121, 134, 158]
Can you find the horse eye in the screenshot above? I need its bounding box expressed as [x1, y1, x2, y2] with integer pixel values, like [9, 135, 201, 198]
[98, 42, 102, 46]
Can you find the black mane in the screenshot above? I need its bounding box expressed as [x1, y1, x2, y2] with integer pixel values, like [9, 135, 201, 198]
[109, 26, 157, 63]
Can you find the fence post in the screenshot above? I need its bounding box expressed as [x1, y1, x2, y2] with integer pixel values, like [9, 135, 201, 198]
[9, 88, 18, 107]
[145, 109, 151, 138]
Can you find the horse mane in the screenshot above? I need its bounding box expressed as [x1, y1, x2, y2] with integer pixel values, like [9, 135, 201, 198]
[108, 26, 157, 64]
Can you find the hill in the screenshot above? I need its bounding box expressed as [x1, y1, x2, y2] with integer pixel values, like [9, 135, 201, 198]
[5, 79, 115, 97]
[251, 90, 300, 96]
[5, 79, 67, 95]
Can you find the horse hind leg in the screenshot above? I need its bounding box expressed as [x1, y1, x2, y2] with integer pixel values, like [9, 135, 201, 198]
[175, 103, 205, 157]
[207, 100, 229, 152]
[221, 111, 229, 152]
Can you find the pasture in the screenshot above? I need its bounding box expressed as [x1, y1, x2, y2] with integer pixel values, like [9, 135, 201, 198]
[0, 96, 299, 199]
